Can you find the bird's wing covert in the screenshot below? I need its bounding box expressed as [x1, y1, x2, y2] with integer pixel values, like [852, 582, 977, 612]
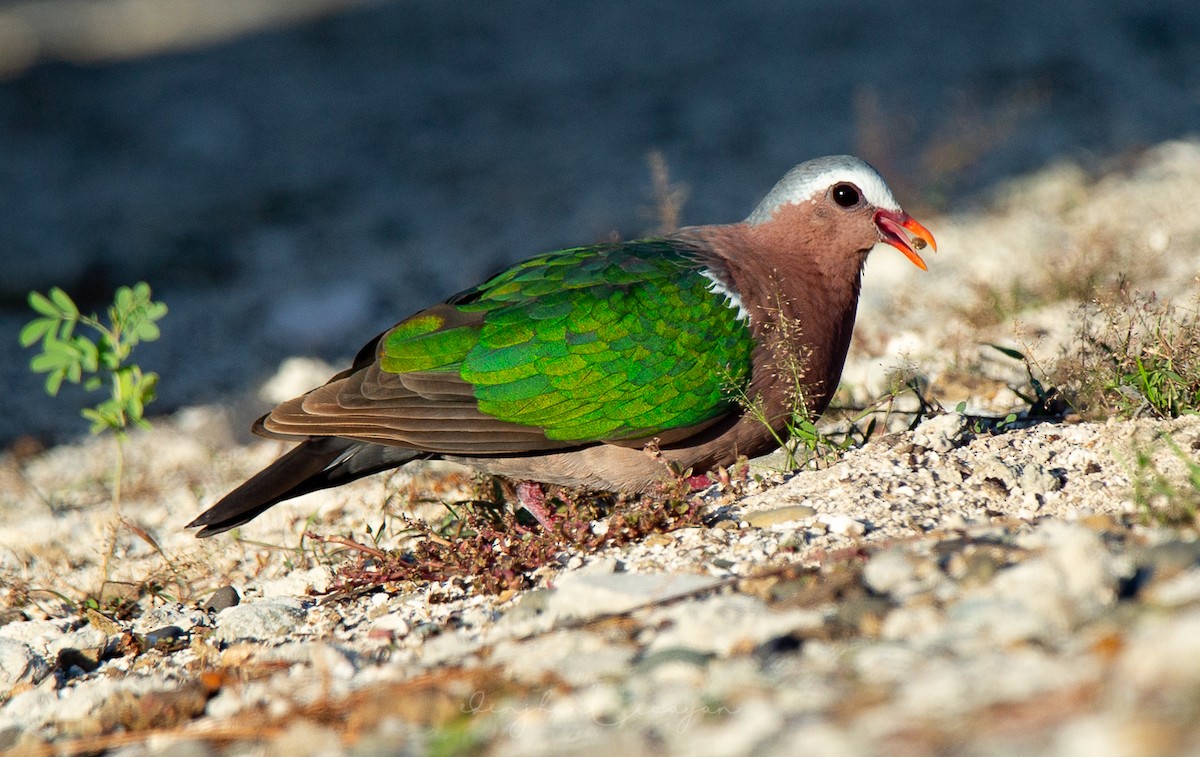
[380, 241, 755, 443]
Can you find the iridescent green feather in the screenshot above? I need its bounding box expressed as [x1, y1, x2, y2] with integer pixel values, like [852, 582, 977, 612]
[380, 241, 754, 442]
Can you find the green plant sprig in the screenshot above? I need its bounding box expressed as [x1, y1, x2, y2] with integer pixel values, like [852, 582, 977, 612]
[20, 282, 167, 437]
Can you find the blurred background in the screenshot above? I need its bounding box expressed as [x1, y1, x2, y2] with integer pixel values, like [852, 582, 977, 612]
[1, 0, 1198, 446]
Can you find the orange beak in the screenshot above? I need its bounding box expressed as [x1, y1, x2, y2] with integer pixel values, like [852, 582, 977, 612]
[875, 210, 937, 271]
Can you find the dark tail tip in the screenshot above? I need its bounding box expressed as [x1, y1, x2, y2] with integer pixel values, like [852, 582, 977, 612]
[189, 437, 353, 537]
[190, 437, 424, 537]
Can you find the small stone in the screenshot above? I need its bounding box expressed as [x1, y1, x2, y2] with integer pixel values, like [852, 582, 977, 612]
[368, 614, 411, 640]
[881, 604, 945, 641]
[490, 630, 636, 686]
[204, 586, 240, 614]
[269, 719, 343, 757]
[1145, 567, 1200, 608]
[0, 620, 69, 649]
[309, 644, 357, 681]
[913, 413, 970, 453]
[635, 647, 714, 672]
[646, 594, 823, 656]
[259, 566, 332, 598]
[0, 726, 21, 751]
[821, 514, 867, 536]
[1117, 607, 1200, 692]
[744, 504, 817, 527]
[134, 605, 209, 636]
[834, 596, 892, 636]
[547, 572, 723, 619]
[213, 599, 306, 643]
[1134, 540, 1200, 579]
[0, 638, 50, 691]
[143, 625, 188, 649]
[1017, 521, 1120, 613]
[863, 548, 917, 596]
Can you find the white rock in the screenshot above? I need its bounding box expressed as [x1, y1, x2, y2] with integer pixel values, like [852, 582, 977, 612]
[913, 413, 969, 453]
[1117, 607, 1200, 691]
[1146, 567, 1200, 608]
[546, 572, 723, 619]
[0, 620, 69, 651]
[862, 548, 917, 596]
[214, 599, 307, 642]
[0, 638, 49, 691]
[646, 594, 823, 656]
[1015, 521, 1120, 614]
[945, 595, 1065, 648]
[490, 630, 636, 686]
[370, 614, 411, 638]
[259, 566, 332, 598]
[819, 514, 866, 537]
[880, 604, 945, 644]
[1053, 714, 1142, 757]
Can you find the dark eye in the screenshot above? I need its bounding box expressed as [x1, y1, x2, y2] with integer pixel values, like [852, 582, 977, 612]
[832, 183, 861, 207]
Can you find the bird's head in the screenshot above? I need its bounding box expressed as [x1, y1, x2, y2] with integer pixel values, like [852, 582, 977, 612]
[745, 155, 937, 270]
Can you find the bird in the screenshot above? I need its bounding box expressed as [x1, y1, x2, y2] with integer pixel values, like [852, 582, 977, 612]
[189, 155, 935, 537]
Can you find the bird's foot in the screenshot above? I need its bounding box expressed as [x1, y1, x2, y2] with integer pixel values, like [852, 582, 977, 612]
[516, 481, 556, 530]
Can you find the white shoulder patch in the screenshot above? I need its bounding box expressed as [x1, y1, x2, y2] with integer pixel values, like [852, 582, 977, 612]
[746, 155, 899, 225]
[701, 269, 749, 322]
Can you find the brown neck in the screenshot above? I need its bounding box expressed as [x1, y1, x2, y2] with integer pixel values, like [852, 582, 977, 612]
[675, 213, 868, 421]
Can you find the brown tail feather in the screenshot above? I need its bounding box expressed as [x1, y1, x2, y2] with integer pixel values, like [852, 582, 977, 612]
[188, 437, 424, 537]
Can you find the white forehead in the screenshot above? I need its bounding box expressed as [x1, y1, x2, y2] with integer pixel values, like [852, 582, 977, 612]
[745, 155, 900, 225]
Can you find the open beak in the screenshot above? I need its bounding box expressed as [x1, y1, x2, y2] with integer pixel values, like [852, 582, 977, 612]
[875, 209, 937, 271]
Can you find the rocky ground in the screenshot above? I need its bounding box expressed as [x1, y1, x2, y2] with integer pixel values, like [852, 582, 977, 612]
[2, 140, 1200, 755]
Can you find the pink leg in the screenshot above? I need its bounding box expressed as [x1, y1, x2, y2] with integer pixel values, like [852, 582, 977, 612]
[516, 481, 556, 530]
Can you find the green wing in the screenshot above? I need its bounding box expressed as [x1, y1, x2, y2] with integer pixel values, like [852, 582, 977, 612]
[379, 241, 753, 443]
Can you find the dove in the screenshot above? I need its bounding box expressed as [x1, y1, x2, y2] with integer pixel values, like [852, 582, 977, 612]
[190, 155, 935, 536]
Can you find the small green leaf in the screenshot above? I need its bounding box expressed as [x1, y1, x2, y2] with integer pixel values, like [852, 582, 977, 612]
[140, 372, 159, 404]
[76, 337, 99, 373]
[19, 318, 55, 348]
[134, 321, 161, 342]
[57, 318, 76, 342]
[28, 291, 59, 318]
[82, 407, 112, 434]
[49, 287, 78, 317]
[955, 401, 967, 413]
[30, 351, 68, 373]
[45, 370, 65, 396]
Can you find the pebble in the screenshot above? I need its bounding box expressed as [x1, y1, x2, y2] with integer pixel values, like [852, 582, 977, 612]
[744, 505, 817, 528]
[646, 594, 824, 656]
[0, 638, 49, 691]
[260, 567, 332, 598]
[213, 599, 307, 643]
[203, 586, 241, 614]
[490, 630, 637, 686]
[368, 614, 411, 640]
[819, 514, 867, 536]
[546, 572, 723, 619]
[912, 413, 970, 453]
[1145, 567, 1200, 607]
[862, 548, 918, 596]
